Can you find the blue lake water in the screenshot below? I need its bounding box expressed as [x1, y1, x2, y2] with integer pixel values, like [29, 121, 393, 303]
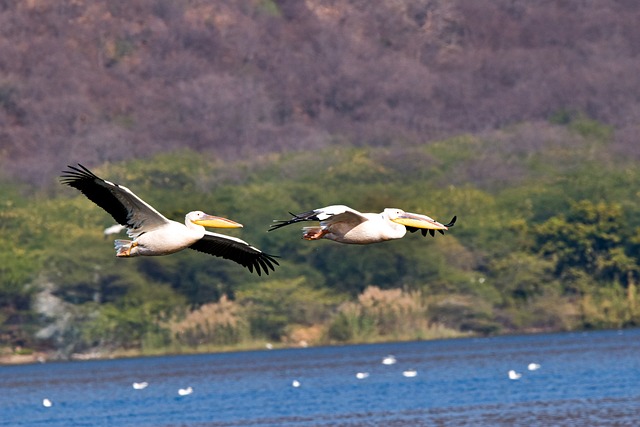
[2, 329, 640, 426]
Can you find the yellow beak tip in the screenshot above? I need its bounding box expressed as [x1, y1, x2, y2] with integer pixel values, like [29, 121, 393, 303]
[393, 216, 447, 230]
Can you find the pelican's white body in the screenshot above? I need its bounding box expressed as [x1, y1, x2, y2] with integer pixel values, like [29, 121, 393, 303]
[117, 217, 204, 256]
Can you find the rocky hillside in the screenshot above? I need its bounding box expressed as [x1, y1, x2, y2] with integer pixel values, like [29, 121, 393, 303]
[1, 0, 639, 185]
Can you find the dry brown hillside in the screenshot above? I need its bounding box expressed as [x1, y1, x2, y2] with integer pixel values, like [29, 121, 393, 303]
[1, 0, 639, 185]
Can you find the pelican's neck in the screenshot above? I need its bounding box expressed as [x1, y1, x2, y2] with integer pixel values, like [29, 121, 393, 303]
[184, 216, 206, 236]
[380, 212, 407, 240]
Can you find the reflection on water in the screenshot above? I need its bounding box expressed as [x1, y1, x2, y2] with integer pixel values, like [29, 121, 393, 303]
[2, 329, 640, 426]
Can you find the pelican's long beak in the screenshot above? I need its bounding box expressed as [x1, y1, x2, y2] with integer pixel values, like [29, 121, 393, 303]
[391, 212, 448, 230]
[193, 214, 243, 229]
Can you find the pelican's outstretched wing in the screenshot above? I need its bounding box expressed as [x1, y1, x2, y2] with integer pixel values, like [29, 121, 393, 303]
[60, 164, 170, 236]
[406, 215, 457, 237]
[189, 232, 279, 276]
[269, 205, 368, 231]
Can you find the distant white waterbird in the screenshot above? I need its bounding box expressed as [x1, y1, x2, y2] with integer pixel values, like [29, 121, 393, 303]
[508, 369, 522, 380]
[402, 370, 418, 378]
[292, 380, 301, 388]
[355, 372, 370, 379]
[132, 381, 148, 390]
[382, 355, 397, 365]
[528, 363, 541, 371]
[178, 386, 193, 396]
[42, 398, 53, 407]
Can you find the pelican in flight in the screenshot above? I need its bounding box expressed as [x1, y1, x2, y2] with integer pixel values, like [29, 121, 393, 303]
[269, 205, 456, 244]
[60, 164, 278, 275]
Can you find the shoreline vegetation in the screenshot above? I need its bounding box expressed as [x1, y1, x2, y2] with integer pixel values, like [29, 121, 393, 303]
[1, 286, 475, 365]
[1, 322, 616, 366]
[2, 132, 640, 363]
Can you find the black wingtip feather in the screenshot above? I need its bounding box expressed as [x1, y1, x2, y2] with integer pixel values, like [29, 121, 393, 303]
[258, 258, 270, 276]
[254, 254, 278, 276]
[60, 163, 132, 226]
[190, 237, 280, 276]
[444, 216, 457, 228]
[268, 220, 294, 232]
[406, 214, 457, 238]
[268, 210, 320, 232]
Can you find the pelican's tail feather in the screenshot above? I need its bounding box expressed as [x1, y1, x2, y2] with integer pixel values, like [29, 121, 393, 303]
[302, 226, 326, 240]
[114, 239, 137, 257]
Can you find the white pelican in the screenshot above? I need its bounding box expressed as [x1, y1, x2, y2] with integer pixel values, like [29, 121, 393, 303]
[269, 205, 456, 244]
[60, 164, 278, 275]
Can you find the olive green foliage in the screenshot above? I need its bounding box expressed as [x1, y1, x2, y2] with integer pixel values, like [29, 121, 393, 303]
[1, 120, 639, 356]
[236, 277, 338, 341]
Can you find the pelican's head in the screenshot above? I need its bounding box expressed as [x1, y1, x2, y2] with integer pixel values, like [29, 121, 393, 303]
[187, 211, 243, 228]
[385, 208, 449, 231]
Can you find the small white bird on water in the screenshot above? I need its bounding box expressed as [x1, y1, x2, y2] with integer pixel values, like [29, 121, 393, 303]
[178, 386, 193, 396]
[132, 381, 148, 390]
[42, 398, 53, 407]
[402, 370, 418, 378]
[292, 380, 301, 388]
[508, 369, 522, 380]
[355, 372, 370, 379]
[528, 363, 541, 371]
[382, 355, 397, 365]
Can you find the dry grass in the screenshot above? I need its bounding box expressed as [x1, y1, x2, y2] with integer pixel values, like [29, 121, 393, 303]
[168, 296, 248, 347]
[164, 287, 465, 350]
[327, 286, 462, 342]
